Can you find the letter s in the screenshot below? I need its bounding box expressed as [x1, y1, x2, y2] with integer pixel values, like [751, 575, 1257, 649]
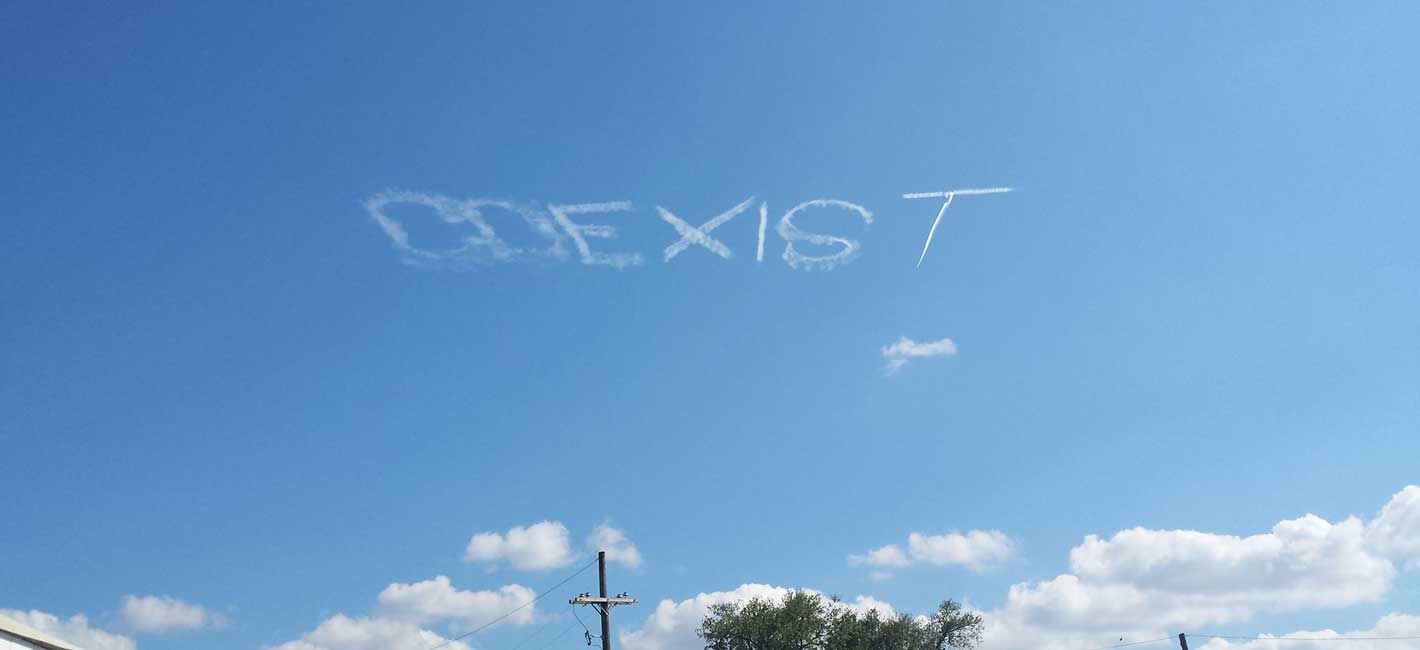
[777, 199, 874, 270]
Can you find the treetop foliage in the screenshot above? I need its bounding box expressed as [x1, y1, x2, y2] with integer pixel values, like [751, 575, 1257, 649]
[697, 591, 983, 650]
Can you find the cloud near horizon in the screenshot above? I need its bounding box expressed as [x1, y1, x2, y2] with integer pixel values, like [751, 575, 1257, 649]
[1365, 485, 1420, 569]
[375, 577, 535, 628]
[620, 584, 895, 650]
[0, 609, 135, 650]
[119, 595, 224, 633]
[271, 521, 647, 650]
[1193, 613, 1420, 650]
[621, 484, 1420, 650]
[14, 488, 1420, 650]
[269, 614, 472, 650]
[272, 575, 536, 650]
[977, 484, 1420, 649]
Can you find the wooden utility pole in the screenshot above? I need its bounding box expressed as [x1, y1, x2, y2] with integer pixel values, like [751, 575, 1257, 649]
[570, 551, 636, 650]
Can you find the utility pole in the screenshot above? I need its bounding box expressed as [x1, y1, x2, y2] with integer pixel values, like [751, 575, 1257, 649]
[1178, 633, 1189, 650]
[570, 551, 636, 650]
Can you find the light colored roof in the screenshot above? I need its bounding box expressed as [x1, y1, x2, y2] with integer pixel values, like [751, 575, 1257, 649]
[0, 613, 85, 650]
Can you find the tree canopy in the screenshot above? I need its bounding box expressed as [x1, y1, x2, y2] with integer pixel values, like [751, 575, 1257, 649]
[697, 591, 983, 650]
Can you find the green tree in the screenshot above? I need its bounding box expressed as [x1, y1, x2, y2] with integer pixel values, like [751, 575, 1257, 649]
[697, 591, 983, 650]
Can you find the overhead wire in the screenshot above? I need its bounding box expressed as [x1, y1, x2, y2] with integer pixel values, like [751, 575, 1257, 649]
[571, 604, 598, 641]
[427, 556, 600, 650]
[977, 637, 1175, 650]
[530, 621, 582, 650]
[1190, 633, 1420, 643]
[505, 618, 557, 650]
[1070, 638, 1176, 650]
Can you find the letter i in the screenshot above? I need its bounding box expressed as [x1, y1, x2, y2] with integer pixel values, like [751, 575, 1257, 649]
[757, 202, 768, 263]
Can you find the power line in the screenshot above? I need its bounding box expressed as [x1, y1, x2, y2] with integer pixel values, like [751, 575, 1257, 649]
[569, 551, 637, 650]
[529, 621, 581, 650]
[570, 604, 596, 640]
[1191, 633, 1420, 643]
[427, 556, 600, 650]
[976, 635, 1175, 650]
[1073, 638, 1175, 647]
[506, 619, 557, 650]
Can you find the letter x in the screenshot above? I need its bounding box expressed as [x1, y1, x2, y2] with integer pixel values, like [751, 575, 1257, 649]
[657, 196, 756, 262]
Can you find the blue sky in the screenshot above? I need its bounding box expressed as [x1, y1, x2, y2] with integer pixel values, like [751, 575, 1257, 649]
[1, 3, 1418, 650]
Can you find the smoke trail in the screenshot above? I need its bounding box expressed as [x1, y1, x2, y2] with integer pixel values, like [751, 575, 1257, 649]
[756, 202, 768, 262]
[902, 187, 1012, 200]
[915, 192, 954, 268]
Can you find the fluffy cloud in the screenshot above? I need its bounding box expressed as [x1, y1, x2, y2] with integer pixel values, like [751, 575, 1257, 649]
[625, 486, 1420, 650]
[881, 336, 957, 374]
[620, 584, 894, 650]
[909, 530, 1015, 570]
[277, 523, 566, 650]
[0, 609, 136, 650]
[850, 545, 911, 568]
[273, 572, 538, 650]
[1066, 516, 1392, 612]
[978, 485, 1420, 650]
[1366, 485, 1420, 568]
[587, 523, 643, 568]
[376, 577, 534, 628]
[464, 521, 575, 571]
[268, 614, 471, 650]
[850, 529, 1015, 573]
[119, 595, 224, 633]
[1194, 613, 1420, 650]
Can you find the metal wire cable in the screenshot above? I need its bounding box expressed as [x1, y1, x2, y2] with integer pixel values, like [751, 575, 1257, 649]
[1191, 634, 1420, 643]
[978, 637, 1176, 650]
[427, 556, 600, 650]
[570, 605, 598, 640]
[1070, 638, 1176, 650]
[530, 621, 582, 650]
[506, 618, 557, 650]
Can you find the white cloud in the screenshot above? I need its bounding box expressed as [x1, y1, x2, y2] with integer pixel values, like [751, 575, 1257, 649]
[880, 336, 957, 373]
[1194, 613, 1420, 650]
[843, 596, 897, 618]
[375, 576, 534, 628]
[626, 485, 1420, 650]
[620, 584, 894, 650]
[0, 609, 136, 650]
[850, 544, 911, 568]
[1366, 485, 1420, 568]
[977, 487, 1420, 650]
[851, 530, 1014, 573]
[274, 575, 535, 650]
[587, 523, 643, 569]
[1066, 516, 1392, 612]
[268, 614, 471, 650]
[464, 521, 575, 571]
[909, 530, 1016, 570]
[119, 595, 224, 633]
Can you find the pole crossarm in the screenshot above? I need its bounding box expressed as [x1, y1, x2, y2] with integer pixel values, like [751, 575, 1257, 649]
[569, 552, 634, 650]
[569, 597, 638, 606]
